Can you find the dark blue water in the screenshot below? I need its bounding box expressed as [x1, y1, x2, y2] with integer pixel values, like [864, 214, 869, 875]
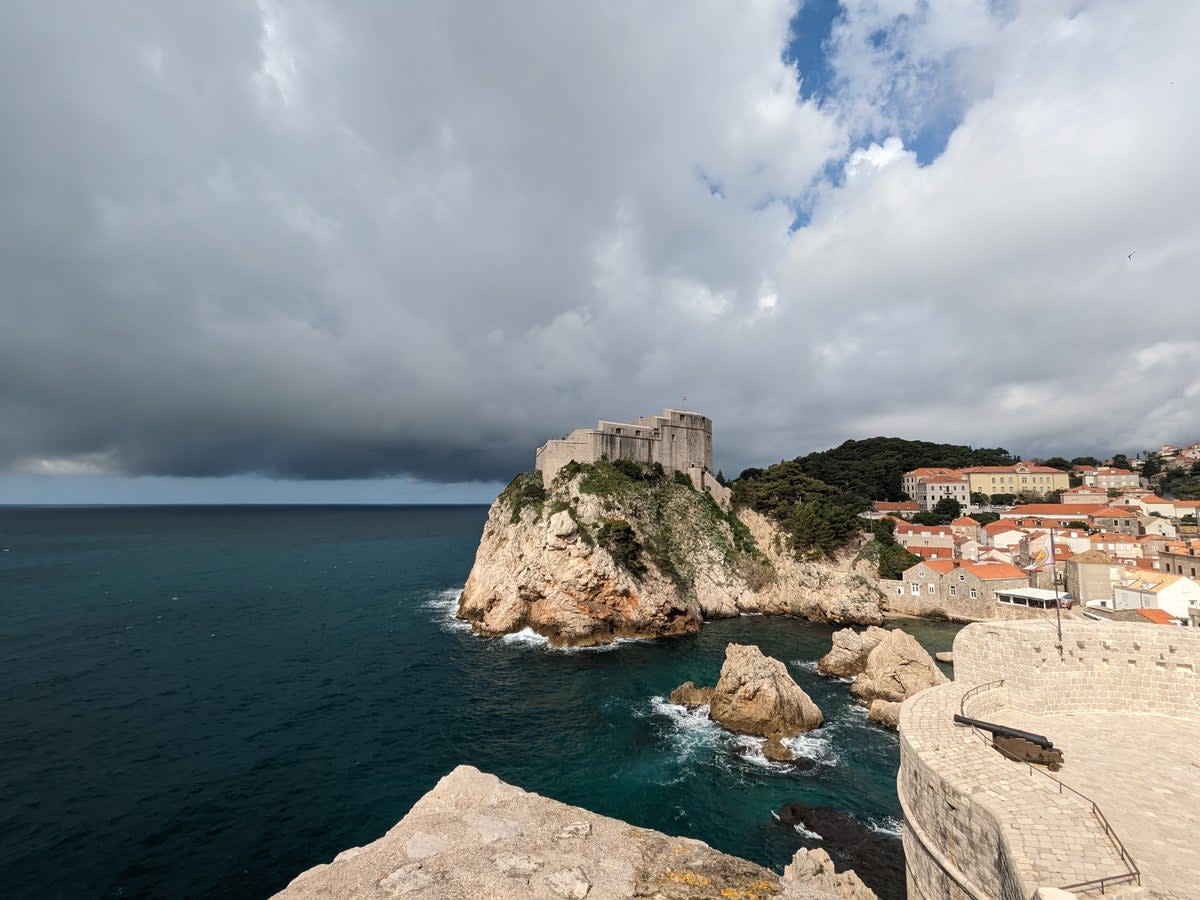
[0, 506, 960, 899]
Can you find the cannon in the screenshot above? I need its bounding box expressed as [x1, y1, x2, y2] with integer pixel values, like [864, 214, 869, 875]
[953, 714, 1065, 771]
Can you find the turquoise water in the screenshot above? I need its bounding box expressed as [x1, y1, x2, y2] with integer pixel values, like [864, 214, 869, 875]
[0, 506, 959, 898]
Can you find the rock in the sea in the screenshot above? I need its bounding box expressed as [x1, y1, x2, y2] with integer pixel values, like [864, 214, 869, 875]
[935, 651, 954, 664]
[818, 626, 890, 677]
[849, 629, 949, 704]
[866, 699, 902, 729]
[273, 765, 849, 899]
[784, 847, 880, 900]
[669, 681, 714, 708]
[709, 643, 824, 740]
[456, 464, 884, 646]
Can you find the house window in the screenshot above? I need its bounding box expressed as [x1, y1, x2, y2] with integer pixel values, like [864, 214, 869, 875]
[959, 574, 966, 581]
[928, 584, 936, 594]
[911, 583, 920, 595]
[949, 585, 957, 596]
[969, 588, 978, 599]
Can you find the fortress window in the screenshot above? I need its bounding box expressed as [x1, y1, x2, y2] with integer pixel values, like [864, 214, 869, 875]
[671, 435, 676, 442]
[615, 428, 622, 434]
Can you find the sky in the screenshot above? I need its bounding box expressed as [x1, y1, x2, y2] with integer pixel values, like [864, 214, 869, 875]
[1, 1, 1197, 505]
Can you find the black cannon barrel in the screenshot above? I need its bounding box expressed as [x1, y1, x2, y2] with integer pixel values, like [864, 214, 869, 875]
[953, 714, 1054, 749]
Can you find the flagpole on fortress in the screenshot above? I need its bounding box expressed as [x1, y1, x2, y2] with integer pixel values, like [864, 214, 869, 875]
[1049, 527, 1063, 644]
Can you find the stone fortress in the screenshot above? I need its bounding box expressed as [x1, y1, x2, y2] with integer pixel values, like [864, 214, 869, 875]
[900, 618, 1199, 900]
[535, 408, 731, 507]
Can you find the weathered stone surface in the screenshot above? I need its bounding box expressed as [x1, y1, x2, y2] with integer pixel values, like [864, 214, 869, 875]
[273, 765, 848, 899]
[709, 643, 824, 740]
[668, 681, 714, 708]
[492, 851, 543, 877]
[404, 831, 448, 859]
[456, 471, 883, 647]
[850, 629, 948, 704]
[935, 651, 954, 663]
[544, 866, 591, 898]
[866, 699, 902, 729]
[377, 862, 433, 895]
[818, 626, 890, 677]
[783, 848, 879, 900]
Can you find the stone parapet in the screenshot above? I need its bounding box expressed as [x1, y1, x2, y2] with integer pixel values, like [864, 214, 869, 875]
[953, 619, 1200, 719]
[898, 681, 1143, 899]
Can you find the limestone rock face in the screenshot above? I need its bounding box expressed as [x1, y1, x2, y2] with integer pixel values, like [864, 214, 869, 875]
[457, 465, 883, 647]
[734, 509, 885, 626]
[669, 681, 714, 708]
[818, 626, 891, 677]
[935, 651, 954, 664]
[273, 764, 847, 900]
[866, 699, 902, 729]
[709, 643, 824, 738]
[783, 847, 880, 900]
[849, 629, 949, 704]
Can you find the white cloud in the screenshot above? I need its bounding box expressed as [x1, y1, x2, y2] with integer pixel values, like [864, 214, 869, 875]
[0, 0, 1197, 486]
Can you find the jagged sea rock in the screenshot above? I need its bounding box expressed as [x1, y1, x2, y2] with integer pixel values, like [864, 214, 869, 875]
[849, 629, 949, 704]
[274, 765, 847, 899]
[866, 699, 902, 729]
[817, 626, 891, 677]
[669, 681, 714, 708]
[709, 643, 824, 740]
[784, 847, 880, 900]
[935, 651, 954, 664]
[456, 465, 885, 647]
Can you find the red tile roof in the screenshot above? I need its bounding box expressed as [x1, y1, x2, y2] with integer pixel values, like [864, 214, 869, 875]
[920, 560, 957, 573]
[1135, 608, 1175, 625]
[951, 516, 979, 525]
[873, 500, 919, 511]
[984, 521, 1025, 535]
[909, 546, 956, 559]
[960, 561, 1027, 581]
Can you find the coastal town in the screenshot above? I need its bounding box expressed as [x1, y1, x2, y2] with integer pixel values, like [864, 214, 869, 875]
[866, 446, 1200, 628]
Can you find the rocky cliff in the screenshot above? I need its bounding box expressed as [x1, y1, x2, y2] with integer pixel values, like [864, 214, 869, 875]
[456, 461, 883, 646]
[274, 765, 872, 899]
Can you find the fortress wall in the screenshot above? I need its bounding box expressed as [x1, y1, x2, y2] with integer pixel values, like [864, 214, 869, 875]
[535, 409, 713, 482]
[901, 619, 1194, 900]
[535, 440, 590, 484]
[899, 684, 1036, 900]
[954, 619, 1200, 720]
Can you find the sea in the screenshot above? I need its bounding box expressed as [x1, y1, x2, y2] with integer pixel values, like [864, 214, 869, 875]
[0, 505, 961, 899]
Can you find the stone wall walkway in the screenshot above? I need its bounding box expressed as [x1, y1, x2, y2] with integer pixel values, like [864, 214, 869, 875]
[998, 710, 1200, 900]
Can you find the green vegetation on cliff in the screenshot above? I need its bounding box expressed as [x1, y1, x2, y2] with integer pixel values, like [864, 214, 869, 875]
[521, 458, 773, 593]
[743, 436, 1017, 503]
[732, 436, 1014, 560]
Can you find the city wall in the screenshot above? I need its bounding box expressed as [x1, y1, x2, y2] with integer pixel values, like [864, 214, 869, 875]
[900, 620, 1199, 900]
[535, 409, 712, 483]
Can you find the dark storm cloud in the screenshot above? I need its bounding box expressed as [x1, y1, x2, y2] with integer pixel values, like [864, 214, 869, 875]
[1, 1, 1197, 485]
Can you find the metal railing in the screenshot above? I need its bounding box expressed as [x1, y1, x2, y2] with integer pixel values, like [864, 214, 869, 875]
[957, 680, 1141, 895]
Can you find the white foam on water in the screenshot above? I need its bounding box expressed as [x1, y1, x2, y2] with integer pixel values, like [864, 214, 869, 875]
[793, 823, 823, 840]
[647, 696, 723, 761]
[422, 586, 472, 632]
[871, 816, 903, 837]
[499, 627, 551, 647]
[780, 730, 841, 767]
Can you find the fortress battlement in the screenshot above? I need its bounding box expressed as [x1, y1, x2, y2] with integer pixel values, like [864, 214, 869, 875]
[535, 408, 713, 483]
